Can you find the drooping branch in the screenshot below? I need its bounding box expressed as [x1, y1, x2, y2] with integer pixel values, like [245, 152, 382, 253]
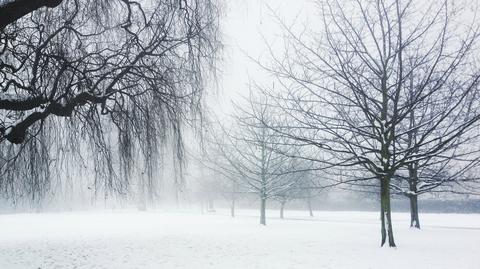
[0, 95, 46, 111]
[0, 0, 63, 29]
[0, 0, 221, 204]
[1, 91, 106, 144]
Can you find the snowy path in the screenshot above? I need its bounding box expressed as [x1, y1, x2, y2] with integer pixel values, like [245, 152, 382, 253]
[0, 210, 478, 269]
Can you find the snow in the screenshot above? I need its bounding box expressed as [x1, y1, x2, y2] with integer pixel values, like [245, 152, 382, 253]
[0, 209, 479, 269]
[404, 190, 417, 195]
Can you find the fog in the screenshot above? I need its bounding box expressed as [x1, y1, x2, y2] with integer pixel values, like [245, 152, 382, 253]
[1, 0, 480, 268]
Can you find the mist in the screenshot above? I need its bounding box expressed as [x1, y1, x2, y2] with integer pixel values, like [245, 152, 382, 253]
[1, 0, 480, 268]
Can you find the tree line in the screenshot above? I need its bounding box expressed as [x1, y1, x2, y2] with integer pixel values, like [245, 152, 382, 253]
[202, 0, 480, 248]
[2, 0, 480, 249]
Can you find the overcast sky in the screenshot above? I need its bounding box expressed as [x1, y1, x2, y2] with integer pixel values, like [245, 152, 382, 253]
[208, 0, 480, 122]
[207, 0, 314, 120]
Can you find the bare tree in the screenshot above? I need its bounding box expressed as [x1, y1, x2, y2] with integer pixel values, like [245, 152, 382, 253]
[0, 0, 220, 202]
[272, 166, 318, 219]
[296, 171, 320, 218]
[205, 93, 302, 225]
[391, 149, 480, 228]
[258, 0, 480, 247]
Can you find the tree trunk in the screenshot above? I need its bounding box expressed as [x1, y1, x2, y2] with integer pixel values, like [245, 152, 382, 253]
[408, 163, 420, 229]
[208, 198, 215, 212]
[409, 194, 420, 229]
[307, 198, 314, 217]
[260, 197, 266, 225]
[230, 198, 235, 218]
[380, 177, 396, 247]
[280, 201, 285, 219]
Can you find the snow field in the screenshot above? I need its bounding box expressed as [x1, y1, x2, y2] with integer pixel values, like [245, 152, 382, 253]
[0, 209, 478, 269]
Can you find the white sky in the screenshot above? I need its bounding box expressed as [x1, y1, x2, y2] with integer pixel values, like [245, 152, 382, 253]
[206, 0, 314, 120]
[207, 0, 480, 122]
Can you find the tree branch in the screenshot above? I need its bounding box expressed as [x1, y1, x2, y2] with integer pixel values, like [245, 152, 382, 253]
[0, 0, 63, 29]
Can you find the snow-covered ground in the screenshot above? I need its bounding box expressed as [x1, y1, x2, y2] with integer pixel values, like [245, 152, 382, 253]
[0, 209, 479, 269]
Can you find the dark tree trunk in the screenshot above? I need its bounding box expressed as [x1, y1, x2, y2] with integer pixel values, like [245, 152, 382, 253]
[408, 163, 421, 229]
[307, 198, 314, 217]
[409, 194, 420, 229]
[280, 201, 286, 219]
[380, 177, 396, 247]
[260, 197, 266, 225]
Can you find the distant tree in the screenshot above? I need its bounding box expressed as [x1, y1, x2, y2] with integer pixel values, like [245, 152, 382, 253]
[273, 167, 318, 219]
[219, 178, 241, 218]
[296, 172, 319, 218]
[206, 93, 302, 225]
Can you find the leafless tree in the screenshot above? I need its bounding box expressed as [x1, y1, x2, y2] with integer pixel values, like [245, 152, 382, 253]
[205, 93, 303, 225]
[272, 165, 319, 219]
[391, 145, 480, 228]
[295, 171, 320, 218]
[0, 0, 220, 202]
[258, 0, 480, 247]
